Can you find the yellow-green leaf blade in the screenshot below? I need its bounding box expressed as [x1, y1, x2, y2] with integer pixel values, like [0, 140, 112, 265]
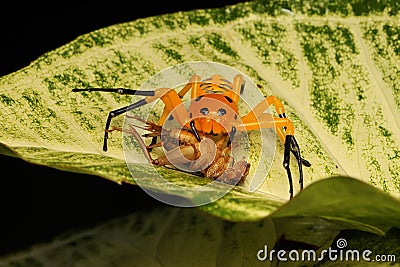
[0, 0, 399, 225]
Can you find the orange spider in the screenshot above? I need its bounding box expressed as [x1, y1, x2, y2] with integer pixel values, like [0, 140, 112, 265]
[73, 74, 310, 198]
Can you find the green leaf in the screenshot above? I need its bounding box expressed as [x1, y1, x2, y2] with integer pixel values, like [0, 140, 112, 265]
[0, 206, 324, 267]
[202, 177, 400, 235]
[0, 205, 397, 266]
[0, 0, 399, 231]
[313, 228, 400, 266]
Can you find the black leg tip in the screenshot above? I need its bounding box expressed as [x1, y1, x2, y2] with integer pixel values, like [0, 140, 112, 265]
[301, 158, 312, 167]
[103, 137, 108, 152]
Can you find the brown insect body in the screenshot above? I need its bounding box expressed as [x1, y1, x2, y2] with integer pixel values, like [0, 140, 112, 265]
[110, 116, 250, 185]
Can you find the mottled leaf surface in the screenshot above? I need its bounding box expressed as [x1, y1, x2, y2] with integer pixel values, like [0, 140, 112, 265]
[0, 0, 399, 227]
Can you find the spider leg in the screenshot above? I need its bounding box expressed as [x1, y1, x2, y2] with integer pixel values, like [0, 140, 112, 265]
[231, 74, 245, 105]
[278, 114, 311, 191]
[289, 136, 313, 191]
[125, 115, 162, 152]
[278, 113, 311, 169]
[240, 92, 313, 198]
[72, 88, 155, 95]
[103, 99, 148, 151]
[73, 88, 154, 151]
[284, 135, 294, 198]
[157, 75, 201, 127]
[107, 125, 153, 164]
[73, 87, 190, 151]
[240, 113, 297, 197]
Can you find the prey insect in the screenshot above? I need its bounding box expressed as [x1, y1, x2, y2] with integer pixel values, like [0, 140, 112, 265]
[109, 116, 251, 185]
[73, 74, 311, 198]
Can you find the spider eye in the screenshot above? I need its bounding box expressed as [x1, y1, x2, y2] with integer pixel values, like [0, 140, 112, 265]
[217, 108, 226, 116]
[200, 107, 209, 115]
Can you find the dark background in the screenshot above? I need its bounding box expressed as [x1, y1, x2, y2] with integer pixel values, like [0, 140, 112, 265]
[0, 1, 249, 256]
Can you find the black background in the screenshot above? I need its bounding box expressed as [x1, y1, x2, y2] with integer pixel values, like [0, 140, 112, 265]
[0, 0, 249, 256]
